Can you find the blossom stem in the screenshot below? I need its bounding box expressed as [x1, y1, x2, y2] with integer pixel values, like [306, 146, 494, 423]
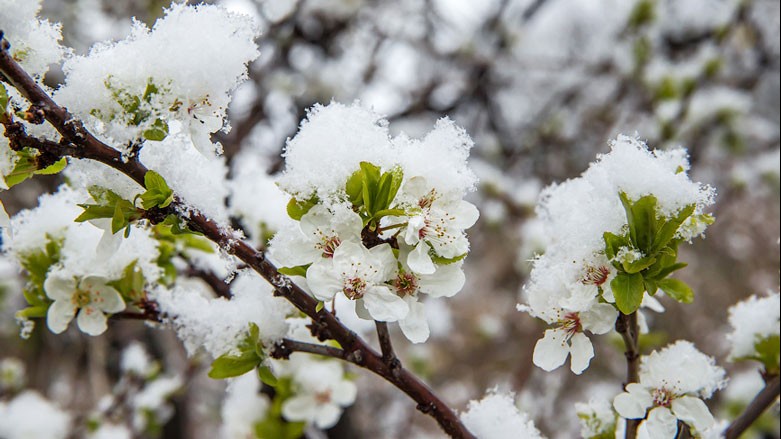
[0, 42, 476, 439]
[375, 321, 397, 365]
[615, 312, 640, 439]
[724, 375, 780, 439]
[376, 222, 407, 233]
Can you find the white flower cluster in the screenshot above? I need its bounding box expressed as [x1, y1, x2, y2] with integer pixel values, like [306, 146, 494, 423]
[575, 398, 617, 439]
[726, 291, 780, 362]
[520, 135, 715, 374]
[613, 341, 726, 438]
[270, 102, 478, 343]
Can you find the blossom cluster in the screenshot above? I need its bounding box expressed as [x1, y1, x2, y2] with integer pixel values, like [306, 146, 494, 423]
[519, 135, 715, 374]
[269, 102, 478, 343]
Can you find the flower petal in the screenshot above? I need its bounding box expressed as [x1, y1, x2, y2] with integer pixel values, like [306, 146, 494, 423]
[407, 243, 435, 275]
[306, 260, 341, 301]
[569, 332, 594, 374]
[369, 244, 397, 281]
[451, 200, 479, 229]
[76, 306, 108, 336]
[332, 381, 358, 406]
[532, 329, 569, 372]
[44, 272, 77, 301]
[644, 407, 678, 439]
[47, 299, 76, 334]
[314, 403, 342, 429]
[0, 201, 11, 228]
[399, 299, 430, 343]
[614, 384, 652, 419]
[281, 395, 317, 423]
[418, 263, 465, 298]
[81, 276, 126, 313]
[581, 303, 618, 334]
[361, 286, 409, 322]
[672, 396, 714, 433]
[354, 299, 373, 320]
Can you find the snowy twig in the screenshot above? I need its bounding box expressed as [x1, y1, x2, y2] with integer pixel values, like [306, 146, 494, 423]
[724, 375, 780, 439]
[615, 312, 640, 439]
[0, 40, 476, 439]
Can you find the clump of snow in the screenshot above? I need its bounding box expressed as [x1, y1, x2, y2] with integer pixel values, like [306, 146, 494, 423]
[153, 270, 292, 357]
[0, 0, 65, 78]
[0, 391, 71, 439]
[278, 102, 477, 202]
[726, 291, 780, 361]
[460, 390, 544, 439]
[640, 340, 727, 398]
[120, 342, 155, 377]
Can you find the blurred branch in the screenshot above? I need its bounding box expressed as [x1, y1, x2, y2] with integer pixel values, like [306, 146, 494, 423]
[724, 375, 781, 439]
[616, 312, 640, 439]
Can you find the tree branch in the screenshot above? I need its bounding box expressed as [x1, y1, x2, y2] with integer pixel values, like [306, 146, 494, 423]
[0, 41, 475, 439]
[724, 375, 780, 439]
[375, 321, 399, 367]
[616, 312, 640, 439]
[271, 338, 347, 361]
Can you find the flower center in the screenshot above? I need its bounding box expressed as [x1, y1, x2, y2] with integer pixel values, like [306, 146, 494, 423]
[393, 272, 419, 297]
[314, 389, 332, 404]
[559, 312, 582, 336]
[343, 277, 367, 300]
[582, 265, 610, 286]
[418, 189, 437, 209]
[652, 388, 675, 408]
[72, 289, 92, 308]
[318, 236, 341, 258]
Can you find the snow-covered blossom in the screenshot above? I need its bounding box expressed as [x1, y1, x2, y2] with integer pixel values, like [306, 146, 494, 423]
[0, 391, 71, 439]
[281, 359, 357, 429]
[460, 390, 545, 439]
[307, 241, 407, 322]
[613, 341, 727, 438]
[726, 291, 780, 361]
[44, 272, 125, 336]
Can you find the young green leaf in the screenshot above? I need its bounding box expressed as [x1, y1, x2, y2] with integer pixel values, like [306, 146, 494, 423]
[142, 119, 169, 141]
[278, 265, 309, 277]
[286, 196, 318, 221]
[207, 352, 261, 379]
[651, 204, 695, 253]
[657, 278, 694, 303]
[629, 195, 657, 251]
[345, 168, 364, 206]
[611, 272, 645, 314]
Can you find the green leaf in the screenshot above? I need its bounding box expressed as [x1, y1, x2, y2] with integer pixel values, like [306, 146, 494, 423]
[108, 261, 146, 301]
[644, 279, 658, 295]
[373, 208, 407, 219]
[611, 272, 645, 314]
[0, 83, 8, 114]
[286, 196, 318, 221]
[650, 204, 695, 254]
[34, 157, 68, 175]
[753, 334, 780, 374]
[603, 232, 629, 261]
[430, 252, 467, 265]
[207, 351, 261, 379]
[140, 171, 174, 209]
[142, 119, 169, 141]
[622, 256, 657, 274]
[657, 278, 693, 303]
[15, 305, 49, 319]
[345, 168, 364, 206]
[630, 195, 657, 251]
[112, 201, 128, 234]
[360, 161, 381, 215]
[278, 265, 309, 277]
[315, 301, 324, 313]
[257, 365, 278, 387]
[651, 262, 688, 281]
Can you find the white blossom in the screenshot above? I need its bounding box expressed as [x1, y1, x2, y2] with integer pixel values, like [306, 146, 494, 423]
[613, 341, 726, 438]
[307, 241, 408, 322]
[281, 359, 357, 429]
[44, 271, 126, 336]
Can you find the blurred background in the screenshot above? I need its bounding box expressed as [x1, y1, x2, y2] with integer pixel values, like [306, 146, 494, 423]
[1, 0, 779, 437]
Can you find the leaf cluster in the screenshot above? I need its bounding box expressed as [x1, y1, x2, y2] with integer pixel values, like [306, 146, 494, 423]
[605, 193, 702, 314]
[15, 235, 62, 319]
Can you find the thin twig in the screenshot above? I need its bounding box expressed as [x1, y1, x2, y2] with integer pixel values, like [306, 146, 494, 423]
[0, 41, 475, 439]
[615, 312, 640, 439]
[375, 321, 396, 363]
[724, 375, 780, 439]
[271, 338, 347, 361]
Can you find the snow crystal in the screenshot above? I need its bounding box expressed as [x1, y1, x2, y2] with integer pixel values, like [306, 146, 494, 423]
[0, 0, 65, 78]
[153, 270, 292, 358]
[727, 291, 780, 361]
[460, 390, 544, 439]
[0, 391, 71, 439]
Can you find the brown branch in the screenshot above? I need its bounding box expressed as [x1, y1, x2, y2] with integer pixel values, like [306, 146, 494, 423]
[616, 312, 640, 439]
[724, 375, 781, 439]
[271, 338, 347, 361]
[375, 321, 399, 367]
[0, 41, 475, 439]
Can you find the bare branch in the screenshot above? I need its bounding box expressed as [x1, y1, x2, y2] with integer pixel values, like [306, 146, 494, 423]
[724, 375, 781, 439]
[615, 312, 640, 439]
